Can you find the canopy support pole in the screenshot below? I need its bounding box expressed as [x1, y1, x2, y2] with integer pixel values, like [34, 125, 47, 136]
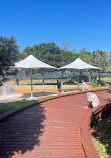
[78, 70, 79, 83]
[31, 68, 33, 98]
[99, 70, 101, 83]
[89, 70, 92, 82]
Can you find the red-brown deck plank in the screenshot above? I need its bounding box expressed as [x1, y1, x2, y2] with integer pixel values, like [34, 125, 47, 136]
[0, 89, 110, 158]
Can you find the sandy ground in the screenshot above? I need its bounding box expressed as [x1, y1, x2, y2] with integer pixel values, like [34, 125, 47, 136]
[0, 78, 109, 103]
[3, 78, 108, 94]
[8, 79, 81, 93]
[0, 79, 81, 102]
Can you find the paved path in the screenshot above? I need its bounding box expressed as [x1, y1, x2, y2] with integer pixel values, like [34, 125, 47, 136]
[0, 90, 111, 158]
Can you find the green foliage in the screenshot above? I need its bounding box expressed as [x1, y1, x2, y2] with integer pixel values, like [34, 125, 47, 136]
[74, 49, 109, 72]
[0, 36, 20, 80]
[0, 96, 51, 114]
[21, 43, 110, 72]
[20, 43, 111, 82]
[108, 50, 111, 65]
[21, 42, 75, 83]
[91, 50, 109, 71]
[78, 51, 92, 63]
[0, 101, 29, 114]
[21, 42, 75, 68]
[88, 83, 99, 87]
[92, 115, 111, 158]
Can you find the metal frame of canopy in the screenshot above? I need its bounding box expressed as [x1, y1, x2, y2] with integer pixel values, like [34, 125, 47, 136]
[14, 55, 56, 98]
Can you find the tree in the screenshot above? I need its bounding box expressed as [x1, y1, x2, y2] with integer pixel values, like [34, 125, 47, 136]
[22, 42, 75, 68]
[72, 48, 77, 53]
[77, 51, 92, 63]
[107, 50, 111, 71]
[91, 50, 108, 72]
[61, 41, 70, 52]
[91, 50, 109, 83]
[79, 47, 86, 54]
[21, 42, 75, 84]
[0, 36, 19, 81]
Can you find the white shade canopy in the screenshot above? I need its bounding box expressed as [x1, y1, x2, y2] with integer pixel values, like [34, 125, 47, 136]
[14, 55, 56, 98]
[15, 55, 55, 69]
[59, 58, 100, 69]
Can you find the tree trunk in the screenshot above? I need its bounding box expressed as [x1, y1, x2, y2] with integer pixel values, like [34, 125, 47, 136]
[41, 73, 45, 85]
[89, 71, 92, 82]
[50, 72, 52, 78]
[99, 70, 101, 83]
[80, 70, 82, 82]
[61, 71, 64, 79]
[78, 70, 79, 83]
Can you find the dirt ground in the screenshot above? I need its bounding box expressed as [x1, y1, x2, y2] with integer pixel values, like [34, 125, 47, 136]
[9, 79, 80, 94]
[8, 78, 104, 94]
[0, 79, 81, 102]
[0, 78, 108, 102]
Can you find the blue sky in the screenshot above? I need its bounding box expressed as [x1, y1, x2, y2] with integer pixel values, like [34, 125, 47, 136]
[0, 0, 111, 52]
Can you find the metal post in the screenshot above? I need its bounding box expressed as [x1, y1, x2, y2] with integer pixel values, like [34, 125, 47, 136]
[31, 68, 33, 98]
[89, 71, 92, 82]
[99, 70, 101, 83]
[78, 70, 79, 83]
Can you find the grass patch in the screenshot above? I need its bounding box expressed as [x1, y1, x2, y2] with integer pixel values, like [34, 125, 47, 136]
[0, 101, 31, 114]
[0, 96, 52, 115]
[88, 81, 108, 88]
[88, 83, 99, 87]
[91, 115, 111, 158]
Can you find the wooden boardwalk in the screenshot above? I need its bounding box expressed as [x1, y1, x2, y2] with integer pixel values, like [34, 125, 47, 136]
[0, 89, 111, 158]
